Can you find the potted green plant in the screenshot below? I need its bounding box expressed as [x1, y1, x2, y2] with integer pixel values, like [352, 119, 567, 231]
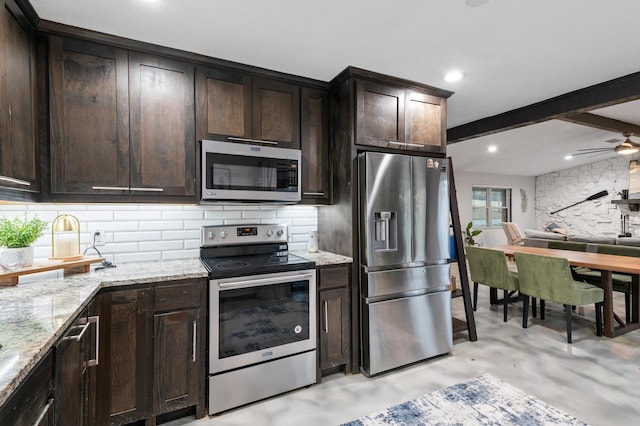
[0, 213, 48, 270]
[463, 221, 482, 246]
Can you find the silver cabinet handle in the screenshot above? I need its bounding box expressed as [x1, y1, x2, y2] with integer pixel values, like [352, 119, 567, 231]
[130, 187, 164, 192]
[303, 192, 325, 196]
[62, 320, 91, 342]
[228, 136, 278, 145]
[387, 141, 425, 148]
[92, 186, 129, 191]
[33, 397, 55, 426]
[87, 316, 99, 367]
[324, 300, 329, 333]
[192, 321, 197, 362]
[0, 175, 31, 186]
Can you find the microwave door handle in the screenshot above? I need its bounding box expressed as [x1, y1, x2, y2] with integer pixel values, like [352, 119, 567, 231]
[227, 136, 278, 145]
[218, 273, 313, 289]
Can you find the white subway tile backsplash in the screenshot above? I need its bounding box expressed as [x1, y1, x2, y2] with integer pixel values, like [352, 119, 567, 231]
[139, 240, 184, 252]
[138, 220, 183, 231]
[162, 249, 199, 260]
[162, 210, 204, 220]
[204, 210, 242, 220]
[114, 210, 163, 221]
[163, 230, 200, 240]
[242, 210, 277, 219]
[114, 251, 162, 263]
[114, 231, 162, 242]
[1, 204, 318, 264]
[184, 239, 201, 249]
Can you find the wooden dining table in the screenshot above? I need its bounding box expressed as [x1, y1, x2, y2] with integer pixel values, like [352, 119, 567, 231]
[491, 245, 640, 338]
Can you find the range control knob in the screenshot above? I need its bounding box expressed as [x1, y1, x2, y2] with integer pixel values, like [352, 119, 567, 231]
[207, 231, 214, 240]
[266, 229, 274, 237]
[219, 230, 227, 239]
[276, 229, 284, 237]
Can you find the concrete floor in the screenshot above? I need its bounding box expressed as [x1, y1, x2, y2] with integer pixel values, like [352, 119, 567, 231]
[170, 276, 640, 426]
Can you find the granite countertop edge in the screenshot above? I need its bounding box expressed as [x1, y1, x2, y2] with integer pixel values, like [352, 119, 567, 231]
[0, 251, 352, 408]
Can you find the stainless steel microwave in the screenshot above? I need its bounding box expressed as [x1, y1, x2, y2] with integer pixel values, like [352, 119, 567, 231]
[201, 139, 301, 203]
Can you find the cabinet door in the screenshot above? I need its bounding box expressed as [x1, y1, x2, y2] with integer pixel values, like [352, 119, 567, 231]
[301, 87, 330, 204]
[319, 287, 350, 370]
[195, 67, 252, 142]
[55, 311, 91, 426]
[153, 280, 206, 418]
[252, 78, 300, 148]
[49, 36, 130, 195]
[154, 309, 201, 415]
[129, 53, 196, 197]
[355, 80, 405, 149]
[0, 0, 38, 192]
[0, 350, 53, 426]
[405, 91, 446, 153]
[94, 288, 152, 425]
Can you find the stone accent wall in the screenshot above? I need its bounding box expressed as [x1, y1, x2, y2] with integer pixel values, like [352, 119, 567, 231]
[535, 154, 640, 238]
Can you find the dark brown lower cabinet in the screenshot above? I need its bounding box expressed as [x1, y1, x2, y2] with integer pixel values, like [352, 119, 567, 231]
[55, 306, 99, 426]
[153, 283, 206, 418]
[0, 350, 54, 426]
[317, 264, 352, 379]
[94, 279, 206, 425]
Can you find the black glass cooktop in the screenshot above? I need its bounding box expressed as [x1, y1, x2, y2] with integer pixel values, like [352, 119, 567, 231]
[201, 253, 315, 279]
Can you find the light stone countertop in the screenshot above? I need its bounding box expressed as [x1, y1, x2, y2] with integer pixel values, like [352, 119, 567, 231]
[291, 249, 353, 266]
[0, 251, 352, 409]
[0, 258, 208, 409]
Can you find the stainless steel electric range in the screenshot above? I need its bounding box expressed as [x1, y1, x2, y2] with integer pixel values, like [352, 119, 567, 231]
[200, 224, 316, 415]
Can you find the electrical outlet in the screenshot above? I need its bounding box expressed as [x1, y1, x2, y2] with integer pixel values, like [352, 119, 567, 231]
[92, 229, 106, 246]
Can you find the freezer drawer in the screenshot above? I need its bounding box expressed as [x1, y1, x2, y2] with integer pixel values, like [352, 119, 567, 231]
[361, 264, 450, 299]
[361, 291, 452, 376]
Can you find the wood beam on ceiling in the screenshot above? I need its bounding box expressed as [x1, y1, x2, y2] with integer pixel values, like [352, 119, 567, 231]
[558, 112, 640, 136]
[447, 71, 640, 143]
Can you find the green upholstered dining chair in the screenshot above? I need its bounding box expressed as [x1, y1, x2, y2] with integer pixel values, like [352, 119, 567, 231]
[514, 252, 604, 343]
[466, 246, 519, 322]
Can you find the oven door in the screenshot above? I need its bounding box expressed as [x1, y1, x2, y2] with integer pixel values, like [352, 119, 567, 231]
[201, 139, 301, 202]
[209, 269, 316, 374]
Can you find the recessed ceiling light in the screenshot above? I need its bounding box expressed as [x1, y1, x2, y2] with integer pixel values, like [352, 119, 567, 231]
[443, 70, 465, 82]
[487, 145, 497, 153]
[565, 155, 574, 160]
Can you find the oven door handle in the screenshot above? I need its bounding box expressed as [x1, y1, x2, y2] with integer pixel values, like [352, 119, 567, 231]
[218, 273, 313, 289]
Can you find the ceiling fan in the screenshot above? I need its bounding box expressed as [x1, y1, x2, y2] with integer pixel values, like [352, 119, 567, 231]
[574, 132, 640, 156]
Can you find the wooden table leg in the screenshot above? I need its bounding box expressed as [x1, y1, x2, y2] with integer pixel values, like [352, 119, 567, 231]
[632, 274, 639, 324]
[601, 270, 614, 338]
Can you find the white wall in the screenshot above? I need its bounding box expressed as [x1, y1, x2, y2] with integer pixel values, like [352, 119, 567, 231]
[535, 154, 640, 237]
[454, 172, 536, 247]
[0, 204, 318, 265]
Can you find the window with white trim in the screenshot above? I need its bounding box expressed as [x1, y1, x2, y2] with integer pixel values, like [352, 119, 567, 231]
[472, 186, 511, 228]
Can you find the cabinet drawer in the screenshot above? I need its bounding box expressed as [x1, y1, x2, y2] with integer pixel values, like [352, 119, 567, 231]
[318, 265, 350, 290]
[155, 282, 203, 311]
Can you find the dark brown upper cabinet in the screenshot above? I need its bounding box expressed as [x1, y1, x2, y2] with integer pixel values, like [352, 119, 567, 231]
[128, 53, 196, 197]
[49, 36, 195, 200]
[354, 75, 448, 154]
[196, 67, 300, 149]
[356, 80, 406, 149]
[0, 0, 39, 196]
[300, 87, 330, 204]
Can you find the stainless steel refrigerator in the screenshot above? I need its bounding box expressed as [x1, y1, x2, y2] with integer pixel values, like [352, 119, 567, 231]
[358, 151, 452, 376]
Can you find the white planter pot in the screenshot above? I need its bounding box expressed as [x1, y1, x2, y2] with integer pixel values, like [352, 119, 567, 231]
[0, 246, 34, 271]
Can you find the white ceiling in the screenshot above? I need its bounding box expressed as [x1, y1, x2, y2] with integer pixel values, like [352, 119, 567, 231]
[29, 0, 640, 176]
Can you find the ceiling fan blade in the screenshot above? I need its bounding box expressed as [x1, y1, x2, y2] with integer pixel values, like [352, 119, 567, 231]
[575, 148, 614, 153]
[572, 150, 614, 156]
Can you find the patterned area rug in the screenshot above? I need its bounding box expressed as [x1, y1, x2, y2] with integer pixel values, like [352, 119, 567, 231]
[341, 373, 587, 425]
